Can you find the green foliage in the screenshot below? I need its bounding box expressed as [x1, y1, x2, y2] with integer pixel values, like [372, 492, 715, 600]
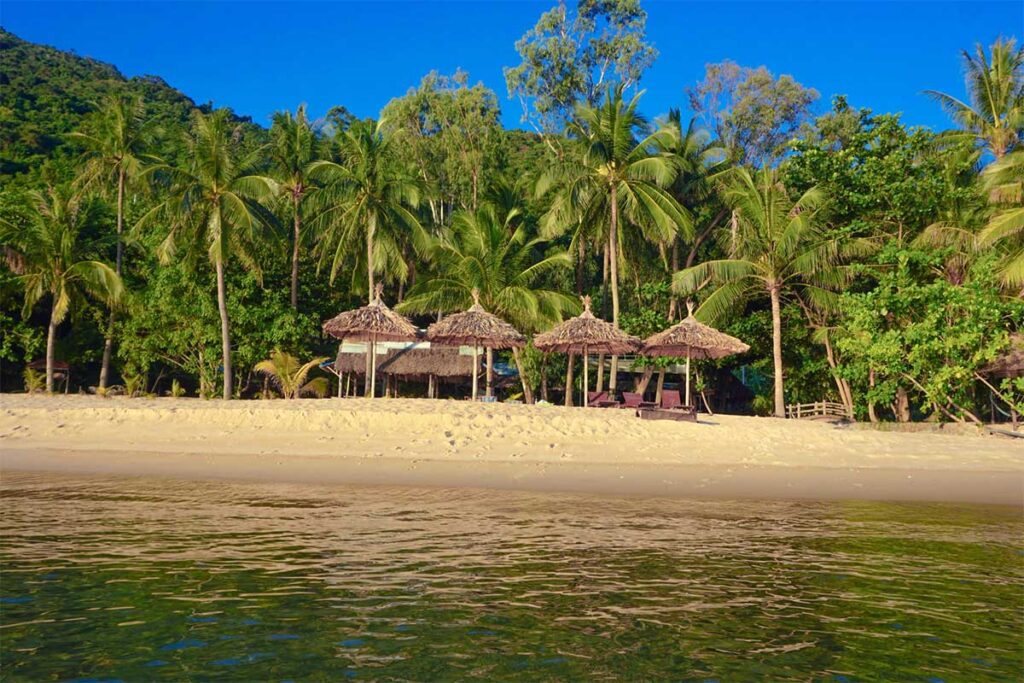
[22, 366, 43, 394]
[687, 60, 819, 165]
[505, 0, 656, 132]
[254, 349, 329, 399]
[835, 248, 1023, 421]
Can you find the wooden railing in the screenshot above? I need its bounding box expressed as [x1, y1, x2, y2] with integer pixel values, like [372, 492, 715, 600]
[786, 401, 852, 420]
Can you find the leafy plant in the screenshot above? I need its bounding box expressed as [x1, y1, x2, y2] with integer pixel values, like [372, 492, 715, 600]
[254, 349, 329, 399]
[23, 367, 44, 394]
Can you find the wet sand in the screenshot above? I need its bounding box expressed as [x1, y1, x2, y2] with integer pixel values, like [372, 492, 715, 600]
[1, 395, 1021, 504]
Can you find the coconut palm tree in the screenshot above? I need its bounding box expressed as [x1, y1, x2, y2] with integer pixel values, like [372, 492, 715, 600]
[539, 86, 690, 387]
[397, 201, 577, 400]
[137, 109, 278, 399]
[926, 38, 1024, 159]
[254, 349, 329, 398]
[310, 119, 428, 297]
[0, 187, 123, 392]
[673, 168, 852, 418]
[71, 92, 157, 388]
[268, 105, 320, 310]
[980, 148, 1024, 287]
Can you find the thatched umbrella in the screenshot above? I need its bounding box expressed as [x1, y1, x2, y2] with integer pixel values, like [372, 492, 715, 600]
[533, 295, 641, 406]
[426, 289, 526, 401]
[641, 301, 749, 406]
[322, 284, 419, 398]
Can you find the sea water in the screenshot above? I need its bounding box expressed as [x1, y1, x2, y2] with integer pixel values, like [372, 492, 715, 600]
[0, 471, 1021, 681]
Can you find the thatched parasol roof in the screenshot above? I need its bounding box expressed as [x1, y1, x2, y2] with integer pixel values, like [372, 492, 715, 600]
[641, 303, 749, 359]
[335, 347, 478, 378]
[426, 290, 526, 349]
[533, 296, 641, 355]
[982, 332, 1024, 379]
[322, 285, 419, 343]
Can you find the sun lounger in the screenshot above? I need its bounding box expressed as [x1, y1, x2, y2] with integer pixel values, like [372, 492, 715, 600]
[622, 392, 656, 409]
[653, 389, 698, 419]
[587, 391, 621, 408]
[636, 407, 698, 422]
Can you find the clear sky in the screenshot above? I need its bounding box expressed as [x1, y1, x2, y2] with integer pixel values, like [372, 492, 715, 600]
[2, 1, 1020, 131]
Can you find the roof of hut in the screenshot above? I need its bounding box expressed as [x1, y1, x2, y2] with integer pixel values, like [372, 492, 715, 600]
[982, 332, 1024, 379]
[335, 346, 479, 378]
[532, 296, 641, 355]
[322, 284, 419, 343]
[426, 290, 526, 349]
[642, 303, 750, 359]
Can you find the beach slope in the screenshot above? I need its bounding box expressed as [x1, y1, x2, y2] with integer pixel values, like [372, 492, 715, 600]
[1, 395, 1020, 504]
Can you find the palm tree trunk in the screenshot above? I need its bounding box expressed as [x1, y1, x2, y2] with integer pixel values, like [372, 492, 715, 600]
[46, 304, 58, 393]
[215, 260, 233, 400]
[366, 219, 375, 295]
[608, 183, 619, 392]
[576, 239, 585, 296]
[564, 352, 574, 407]
[99, 168, 126, 390]
[769, 285, 785, 417]
[290, 195, 301, 310]
[511, 347, 533, 404]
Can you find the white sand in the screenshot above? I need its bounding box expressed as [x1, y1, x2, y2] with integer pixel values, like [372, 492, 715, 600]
[1, 394, 1021, 504]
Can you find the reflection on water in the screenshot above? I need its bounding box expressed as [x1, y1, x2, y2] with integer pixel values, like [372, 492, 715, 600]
[0, 471, 1021, 681]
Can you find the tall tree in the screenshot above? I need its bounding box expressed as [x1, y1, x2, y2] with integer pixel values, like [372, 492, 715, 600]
[674, 168, 850, 417]
[979, 148, 1024, 287]
[505, 0, 656, 133]
[70, 92, 156, 388]
[138, 109, 277, 399]
[0, 187, 122, 392]
[687, 61, 819, 166]
[926, 38, 1024, 159]
[268, 104, 319, 310]
[381, 70, 501, 220]
[539, 86, 689, 387]
[311, 119, 428, 297]
[397, 201, 577, 401]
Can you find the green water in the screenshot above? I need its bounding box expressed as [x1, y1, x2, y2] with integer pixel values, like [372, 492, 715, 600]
[0, 471, 1021, 682]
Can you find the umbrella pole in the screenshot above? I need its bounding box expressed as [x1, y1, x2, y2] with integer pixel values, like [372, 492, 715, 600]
[472, 346, 479, 401]
[583, 345, 589, 407]
[370, 335, 377, 399]
[685, 354, 691, 407]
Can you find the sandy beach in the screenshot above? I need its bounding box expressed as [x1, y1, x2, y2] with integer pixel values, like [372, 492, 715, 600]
[1, 394, 1021, 504]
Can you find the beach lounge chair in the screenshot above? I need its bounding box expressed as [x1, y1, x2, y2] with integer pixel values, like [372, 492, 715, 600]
[587, 391, 621, 408]
[655, 389, 698, 421]
[622, 392, 656, 409]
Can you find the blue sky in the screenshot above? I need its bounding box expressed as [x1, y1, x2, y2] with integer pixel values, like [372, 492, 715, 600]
[2, 1, 1019, 131]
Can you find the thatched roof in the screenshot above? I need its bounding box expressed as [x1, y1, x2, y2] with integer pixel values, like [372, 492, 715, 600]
[533, 296, 641, 355]
[982, 332, 1024, 379]
[426, 290, 526, 349]
[642, 304, 750, 359]
[322, 285, 419, 343]
[335, 346, 478, 378]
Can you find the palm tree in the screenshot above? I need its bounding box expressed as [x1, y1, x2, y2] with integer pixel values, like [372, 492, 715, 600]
[310, 119, 428, 297]
[138, 109, 277, 399]
[663, 110, 728, 316]
[268, 105, 320, 310]
[0, 187, 123, 392]
[255, 349, 329, 398]
[398, 201, 577, 401]
[980, 148, 1024, 287]
[673, 168, 848, 418]
[926, 38, 1024, 159]
[539, 86, 690, 387]
[71, 93, 157, 388]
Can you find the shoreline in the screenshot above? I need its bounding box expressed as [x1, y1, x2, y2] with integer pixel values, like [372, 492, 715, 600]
[1, 395, 1021, 505]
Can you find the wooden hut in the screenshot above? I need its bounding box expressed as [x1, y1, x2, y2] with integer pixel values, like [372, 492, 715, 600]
[334, 346, 480, 398]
